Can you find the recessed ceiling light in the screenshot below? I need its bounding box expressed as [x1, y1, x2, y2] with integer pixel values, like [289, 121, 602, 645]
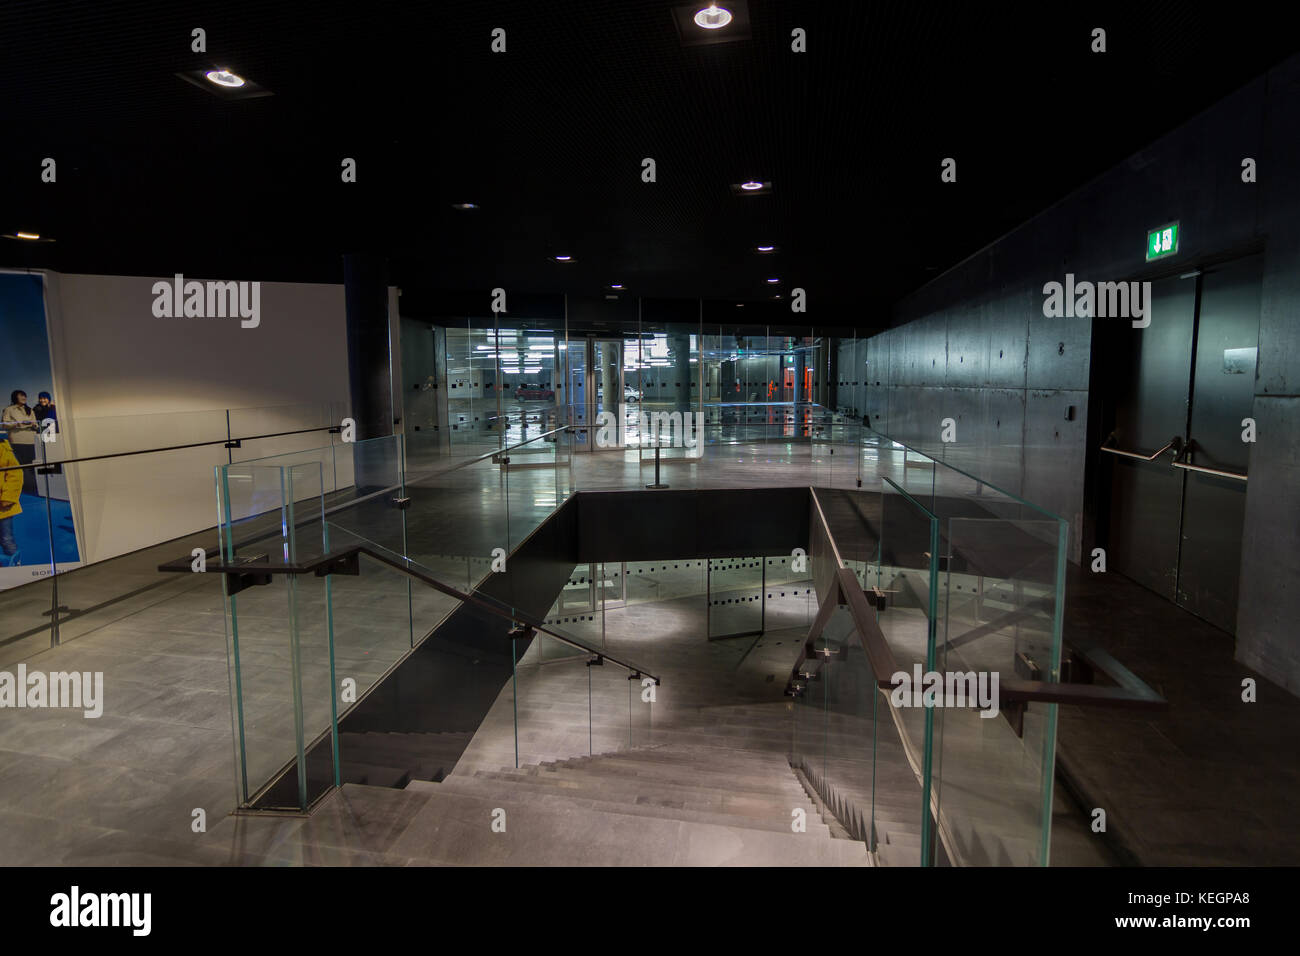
[756, 245, 775, 253]
[610, 283, 624, 289]
[740, 181, 763, 191]
[205, 69, 245, 88]
[553, 255, 574, 262]
[766, 278, 780, 284]
[451, 202, 478, 210]
[694, 4, 733, 29]
[16, 232, 40, 240]
[735, 303, 744, 308]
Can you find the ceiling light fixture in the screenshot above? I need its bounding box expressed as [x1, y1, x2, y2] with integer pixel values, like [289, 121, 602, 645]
[451, 202, 478, 210]
[15, 232, 40, 240]
[756, 245, 775, 253]
[766, 278, 780, 284]
[610, 283, 624, 290]
[694, 4, 733, 29]
[553, 255, 574, 262]
[205, 69, 245, 88]
[740, 181, 763, 191]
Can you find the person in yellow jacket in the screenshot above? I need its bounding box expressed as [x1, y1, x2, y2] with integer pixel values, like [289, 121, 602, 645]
[0, 433, 22, 566]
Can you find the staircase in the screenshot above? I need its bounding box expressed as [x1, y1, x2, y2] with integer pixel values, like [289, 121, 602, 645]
[391, 743, 872, 866]
[339, 730, 474, 788]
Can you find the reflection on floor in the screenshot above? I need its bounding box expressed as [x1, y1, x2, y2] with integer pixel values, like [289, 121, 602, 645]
[0, 440, 1296, 864]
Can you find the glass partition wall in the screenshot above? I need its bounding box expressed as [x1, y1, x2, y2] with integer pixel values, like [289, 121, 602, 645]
[0, 401, 350, 668]
[414, 312, 864, 489]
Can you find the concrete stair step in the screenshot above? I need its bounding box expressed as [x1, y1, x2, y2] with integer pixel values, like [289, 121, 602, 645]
[379, 784, 870, 866]
[468, 769, 809, 817]
[527, 758, 809, 797]
[421, 776, 829, 836]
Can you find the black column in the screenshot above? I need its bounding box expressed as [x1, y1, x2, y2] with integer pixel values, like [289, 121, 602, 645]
[343, 253, 393, 441]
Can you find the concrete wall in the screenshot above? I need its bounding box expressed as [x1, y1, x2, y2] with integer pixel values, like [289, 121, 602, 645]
[41, 272, 351, 565]
[860, 55, 1300, 692]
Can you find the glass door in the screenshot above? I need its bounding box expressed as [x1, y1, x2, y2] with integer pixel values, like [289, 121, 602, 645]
[592, 338, 625, 451]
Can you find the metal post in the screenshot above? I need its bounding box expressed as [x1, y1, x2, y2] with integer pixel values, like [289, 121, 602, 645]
[646, 418, 669, 489]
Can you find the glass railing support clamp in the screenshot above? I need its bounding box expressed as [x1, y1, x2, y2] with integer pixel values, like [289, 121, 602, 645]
[313, 552, 360, 578]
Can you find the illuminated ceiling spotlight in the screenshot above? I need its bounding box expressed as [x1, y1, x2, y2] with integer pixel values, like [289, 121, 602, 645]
[755, 244, 777, 254]
[177, 67, 272, 99]
[205, 69, 245, 88]
[694, 4, 733, 29]
[3, 231, 55, 242]
[451, 202, 479, 210]
[672, 0, 749, 45]
[731, 180, 770, 196]
[552, 254, 575, 262]
[16, 231, 40, 240]
[765, 278, 780, 284]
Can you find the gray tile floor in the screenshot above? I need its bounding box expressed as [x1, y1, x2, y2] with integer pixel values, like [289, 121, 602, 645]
[0, 439, 1296, 865]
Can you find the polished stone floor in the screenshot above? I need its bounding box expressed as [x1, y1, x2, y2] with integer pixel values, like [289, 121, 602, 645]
[0, 438, 1296, 864]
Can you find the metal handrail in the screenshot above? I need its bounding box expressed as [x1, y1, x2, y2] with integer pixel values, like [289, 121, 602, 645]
[0, 424, 338, 472]
[1099, 434, 1181, 462]
[803, 487, 1166, 711]
[1173, 441, 1247, 482]
[158, 541, 660, 685]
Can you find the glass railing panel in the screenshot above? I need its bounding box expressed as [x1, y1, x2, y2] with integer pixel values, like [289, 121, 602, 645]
[553, 417, 573, 503]
[790, 618, 829, 787]
[216, 462, 305, 565]
[0, 576, 55, 666]
[706, 556, 764, 640]
[503, 429, 561, 554]
[321, 435, 406, 558]
[589, 654, 637, 756]
[540, 564, 602, 662]
[931, 513, 1066, 866]
[57, 407, 230, 460]
[315, 520, 644, 712]
[763, 553, 816, 633]
[810, 419, 834, 488]
[222, 563, 304, 807]
[219, 460, 336, 811]
[327, 553, 472, 788]
[877, 476, 940, 865]
[816, 605, 882, 848]
[629, 666, 654, 749]
[401, 455, 503, 596]
[511, 639, 594, 768]
[615, 558, 701, 608]
[228, 401, 346, 468]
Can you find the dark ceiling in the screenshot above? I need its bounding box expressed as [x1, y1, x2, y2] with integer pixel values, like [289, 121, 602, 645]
[3, 0, 1296, 327]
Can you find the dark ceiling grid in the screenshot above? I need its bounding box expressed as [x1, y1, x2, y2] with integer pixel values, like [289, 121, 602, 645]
[3, 1, 1298, 322]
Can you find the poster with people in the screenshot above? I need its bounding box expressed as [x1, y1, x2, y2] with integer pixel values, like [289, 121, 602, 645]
[0, 272, 81, 590]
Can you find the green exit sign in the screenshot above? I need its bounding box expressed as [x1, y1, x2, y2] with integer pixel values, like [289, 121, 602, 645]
[1147, 221, 1179, 261]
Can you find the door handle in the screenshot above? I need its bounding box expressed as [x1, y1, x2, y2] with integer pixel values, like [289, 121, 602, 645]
[1100, 434, 1182, 461]
[1173, 440, 1248, 482]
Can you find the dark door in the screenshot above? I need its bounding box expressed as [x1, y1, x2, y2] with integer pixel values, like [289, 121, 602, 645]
[1106, 274, 1196, 601]
[1175, 256, 1261, 631]
[1104, 254, 1261, 633]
